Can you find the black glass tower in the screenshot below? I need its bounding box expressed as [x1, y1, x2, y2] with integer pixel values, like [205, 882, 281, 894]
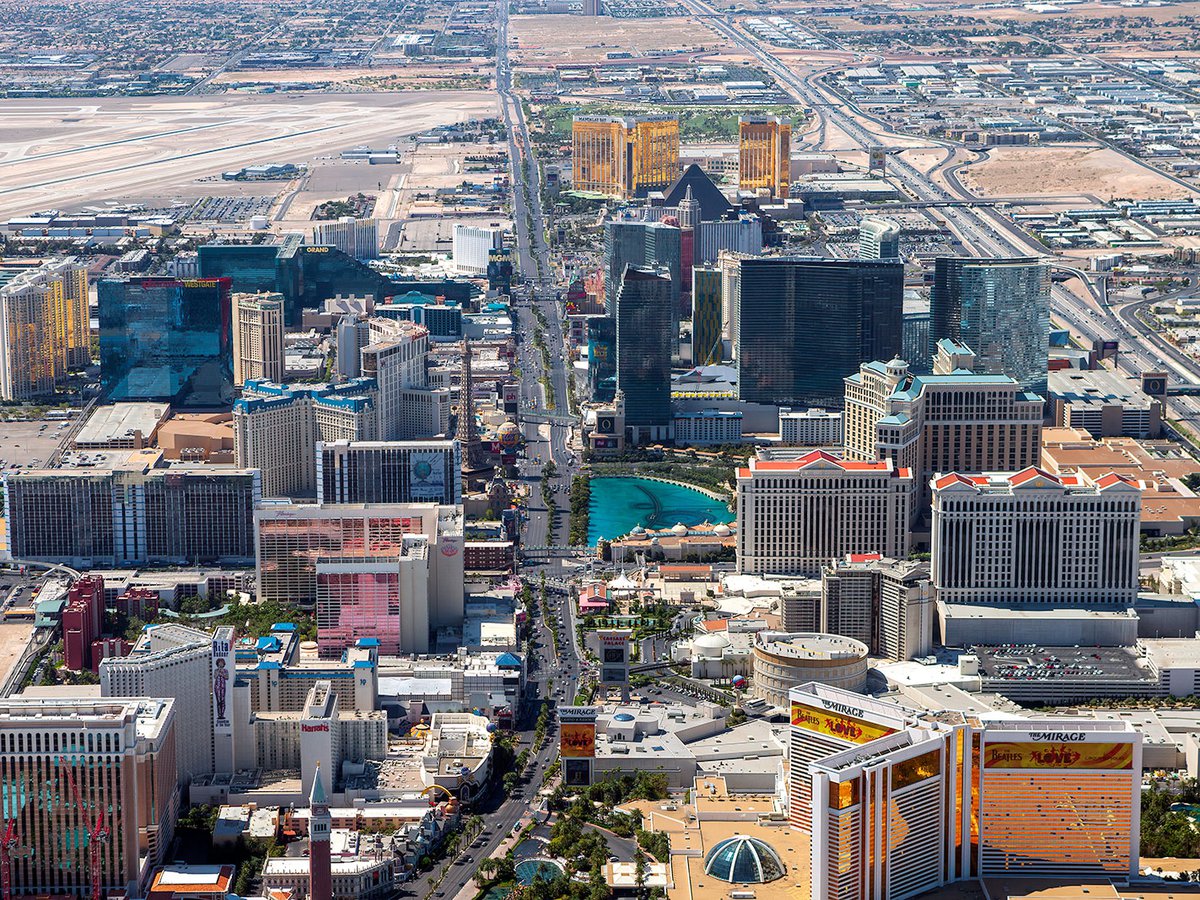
[98, 276, 234, 407]
[615, 267, 673, 432]
[736, 257, 903, 408]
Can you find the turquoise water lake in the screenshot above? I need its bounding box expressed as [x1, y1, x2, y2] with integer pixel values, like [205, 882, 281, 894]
[587, 476, 734, 546]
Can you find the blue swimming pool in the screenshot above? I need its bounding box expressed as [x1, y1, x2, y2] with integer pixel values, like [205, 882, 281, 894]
[515, 859, 564, 885]
[588, 476, 734, 545]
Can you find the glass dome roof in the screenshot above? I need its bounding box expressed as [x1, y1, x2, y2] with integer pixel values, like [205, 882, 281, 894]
[703, 835, 785, 883]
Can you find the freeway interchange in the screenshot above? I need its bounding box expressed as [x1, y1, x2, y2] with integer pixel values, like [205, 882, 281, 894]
[680, 0, 1200, 438]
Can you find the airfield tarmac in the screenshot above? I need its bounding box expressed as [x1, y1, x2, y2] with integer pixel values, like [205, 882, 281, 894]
[0, 91, 497, 220]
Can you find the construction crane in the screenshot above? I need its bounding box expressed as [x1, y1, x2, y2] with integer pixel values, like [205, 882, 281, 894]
[0, 818, 17, 900]
[58, 758, 108, 900]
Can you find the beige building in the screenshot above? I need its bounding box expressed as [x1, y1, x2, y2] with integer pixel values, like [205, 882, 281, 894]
[232, 292, 285, 386]
[738, 115, 790, 197]
[234, 380, 378, 499]
[572, 115, 680, 199]
[750, 631, 868, 708]
[843, 341, 1043, 513]
[931, 467, 1141, 607]
[0, 258, 90, 400]
[735, 450, 913, 576]
[0, 697, 179, 896]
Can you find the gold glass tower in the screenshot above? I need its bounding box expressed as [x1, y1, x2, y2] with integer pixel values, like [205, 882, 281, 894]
[572, 115, 680, 199]
[0, 258, 90, 401]
[738, 115, 791, 197]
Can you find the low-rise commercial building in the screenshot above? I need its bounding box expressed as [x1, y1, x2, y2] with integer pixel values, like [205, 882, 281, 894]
[751, 632, 869, 707]
[1049, 367, 1162, 438]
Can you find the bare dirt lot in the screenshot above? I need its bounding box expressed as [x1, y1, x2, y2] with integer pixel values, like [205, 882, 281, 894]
[510, 14, 728, 64]
[957, 145, 1197, 201]
[0, 91, 496, 221]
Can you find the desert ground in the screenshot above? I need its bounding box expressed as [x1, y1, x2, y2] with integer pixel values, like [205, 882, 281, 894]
[956, 145, 1197, 201]
[510, 14, 732, 65]
[0, 91, 496, 221]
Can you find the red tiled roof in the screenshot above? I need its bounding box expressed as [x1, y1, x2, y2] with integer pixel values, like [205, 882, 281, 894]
[848, 552, 883, 563]
[932, 473, 986, 490]
[746, 450, 895, 474]
[1008, 466, 1061, 487]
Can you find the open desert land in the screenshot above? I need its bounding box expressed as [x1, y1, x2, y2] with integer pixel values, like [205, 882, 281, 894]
[0, 91, 496, 221]
[510, 14, 736, 65]
[956, 145, 1198, 201]
[210, 62, 494, 90]
[899, 146, 954, 175]
[939, 0, 1200, 23]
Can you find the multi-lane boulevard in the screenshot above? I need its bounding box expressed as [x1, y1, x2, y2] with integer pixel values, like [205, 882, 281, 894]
[430, 3, 1200, 893]
[399, 7, 591, 896]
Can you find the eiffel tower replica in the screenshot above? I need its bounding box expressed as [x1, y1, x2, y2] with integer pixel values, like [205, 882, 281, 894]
[456, 338, 491, 489]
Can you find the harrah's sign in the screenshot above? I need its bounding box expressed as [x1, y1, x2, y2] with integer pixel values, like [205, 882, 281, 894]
[302, 723, 330, 733]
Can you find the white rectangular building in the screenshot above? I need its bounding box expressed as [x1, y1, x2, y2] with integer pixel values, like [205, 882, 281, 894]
[695, 215, 763, 264]
[312, 217, 379, 260]
[672, 409, 742, 445]
[451, 224, 503, 276]
[779, 407, 842, 446]
[735, 450, 913, 576]
[931, 467, 1141, 607]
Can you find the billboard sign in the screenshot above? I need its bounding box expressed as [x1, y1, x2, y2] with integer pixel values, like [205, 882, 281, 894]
[560, 723, 597, 758]
[564, 758, 591, 786]
[790, 701, 897, 745]
[409, 450, 447, 500]
[983, 740, 1133, 770]
[559, 706, 598, 723]
[211, 625, 236, 771]
[212, 626, 235, 730]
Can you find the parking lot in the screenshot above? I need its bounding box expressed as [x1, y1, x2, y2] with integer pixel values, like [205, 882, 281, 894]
[0, 419, 72, 470]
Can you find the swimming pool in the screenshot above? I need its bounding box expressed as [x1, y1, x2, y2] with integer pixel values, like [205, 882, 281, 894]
[587, 476, 733, 545]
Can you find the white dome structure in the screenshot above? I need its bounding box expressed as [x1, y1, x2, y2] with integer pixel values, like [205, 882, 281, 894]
[671, 523, 689, 536]
[693, 633, 732, 658]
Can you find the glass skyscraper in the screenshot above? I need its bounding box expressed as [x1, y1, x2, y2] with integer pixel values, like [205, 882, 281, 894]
[616, 267, 673, 435]
[98, 276, 234, 407]
[929, 256, 1050, 394]
[198, 237, 398, 326]
[692, 266, 723, 366]
[587, 315, 616, 403]
[604, 220, 681, 315]
[736, 257, 903, 408]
